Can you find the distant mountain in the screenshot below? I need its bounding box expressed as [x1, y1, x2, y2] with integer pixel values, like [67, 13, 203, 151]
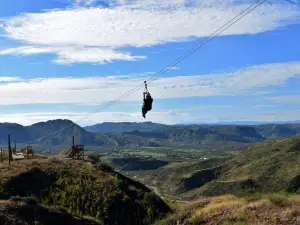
[178, 120, 300, 125]
[26, 119, 160, 146]
[0, 123, 31, 144]
[123, 125, 265, 148]
[0, 119, 104, 146]
[0, 119, 161, 147]
[255, 124, 300, 139]
[26, 119, 96, 145]
[1, 120, 300, 149]
[84, 122, 167, 133]
[85, 122, 300, 141]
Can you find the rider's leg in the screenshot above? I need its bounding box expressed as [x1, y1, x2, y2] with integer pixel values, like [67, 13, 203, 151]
[142, 107, 147, 118]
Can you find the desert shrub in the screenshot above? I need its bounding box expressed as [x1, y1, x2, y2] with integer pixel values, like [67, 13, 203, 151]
[268, 193, 289, 206]
[95, 163, 114, 173]
[154, 214, 176, 225]
[189, 213, 205, 225]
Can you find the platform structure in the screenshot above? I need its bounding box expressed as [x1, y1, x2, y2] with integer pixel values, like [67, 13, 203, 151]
[12, 141, 17, 154]
[20, 146, 35, 159]
[65, 136, 84, 160]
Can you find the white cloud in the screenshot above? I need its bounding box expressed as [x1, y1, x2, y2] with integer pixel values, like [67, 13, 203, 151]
[1, 0, 299, 64]
[169, 67, 180, 70]
[74, 0, 96, 6]
[0, 77, 22, 82]
[160, 105, 233, 114]
[0, 111, 191, 126]
[0, 61, 299, 105]
[268, 94, 300, 103]
[1, 107, 300, 126]
[253, 104, 275, 108]
[0, 46, 51, 55]
[0, 46, 145, 64]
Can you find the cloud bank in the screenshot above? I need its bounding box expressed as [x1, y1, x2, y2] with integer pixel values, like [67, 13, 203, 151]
[0, 61, 299, 105]
[1, 108, 300, 126]
[0, 0, 299, 64]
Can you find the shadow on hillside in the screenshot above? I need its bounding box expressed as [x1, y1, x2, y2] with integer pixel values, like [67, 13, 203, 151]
[287, 175, 300, 192]
[0, 200, 100, 225]
[3, 167, 57, 197]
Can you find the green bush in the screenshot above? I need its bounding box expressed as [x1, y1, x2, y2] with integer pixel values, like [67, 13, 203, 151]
[88, 154, 100, 163]
[96, 163, 114, 173]
[268, 193, 289, 206]
[234, 187, 261, 198]
[154, 214, 176, 225]
[189, 213, 205, 225]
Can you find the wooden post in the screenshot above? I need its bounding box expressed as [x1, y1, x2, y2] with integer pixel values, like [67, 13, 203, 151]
[83, 147, 84, 161]
[0, 148, 2, 162]
[14, 141, 16, 154]
[8, 135, 12, 165]
[72, 136, 75, 147]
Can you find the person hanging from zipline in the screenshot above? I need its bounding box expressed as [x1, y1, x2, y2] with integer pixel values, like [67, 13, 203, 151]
[142, 81, 153, 118]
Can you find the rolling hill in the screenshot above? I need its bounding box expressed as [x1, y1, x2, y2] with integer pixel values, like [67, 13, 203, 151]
[205, 133, 300, 195]
[200, 134, 300, 197]
[155, 193, 300, 225]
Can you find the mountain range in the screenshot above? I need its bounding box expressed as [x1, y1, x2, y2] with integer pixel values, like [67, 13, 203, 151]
[1, 120, 300, 149]
[85, 122, 168, 133]
[85, 122, 300, 137]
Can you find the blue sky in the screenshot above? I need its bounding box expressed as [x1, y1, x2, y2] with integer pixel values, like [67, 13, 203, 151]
[0, 0, 300, 125]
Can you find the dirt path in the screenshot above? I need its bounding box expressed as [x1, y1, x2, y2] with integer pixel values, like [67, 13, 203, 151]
[145, 184, 161, 196]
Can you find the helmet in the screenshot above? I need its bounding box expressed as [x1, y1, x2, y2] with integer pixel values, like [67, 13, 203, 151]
[146, 92, 151, 97]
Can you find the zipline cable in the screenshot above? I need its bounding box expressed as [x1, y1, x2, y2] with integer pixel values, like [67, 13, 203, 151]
[24, 0, 267, 145]
[70, 0, 268, 122]
[77, 0, 267, 115]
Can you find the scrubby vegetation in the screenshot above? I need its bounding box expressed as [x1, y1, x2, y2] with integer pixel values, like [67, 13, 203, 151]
[125, 134, 300, 199]
[154, 193, 300, 225]
[123, 158, 224, 198]
[0, 198, 101, 225]
[199, 134, 300, 195]
[0, 159, 171, 225]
